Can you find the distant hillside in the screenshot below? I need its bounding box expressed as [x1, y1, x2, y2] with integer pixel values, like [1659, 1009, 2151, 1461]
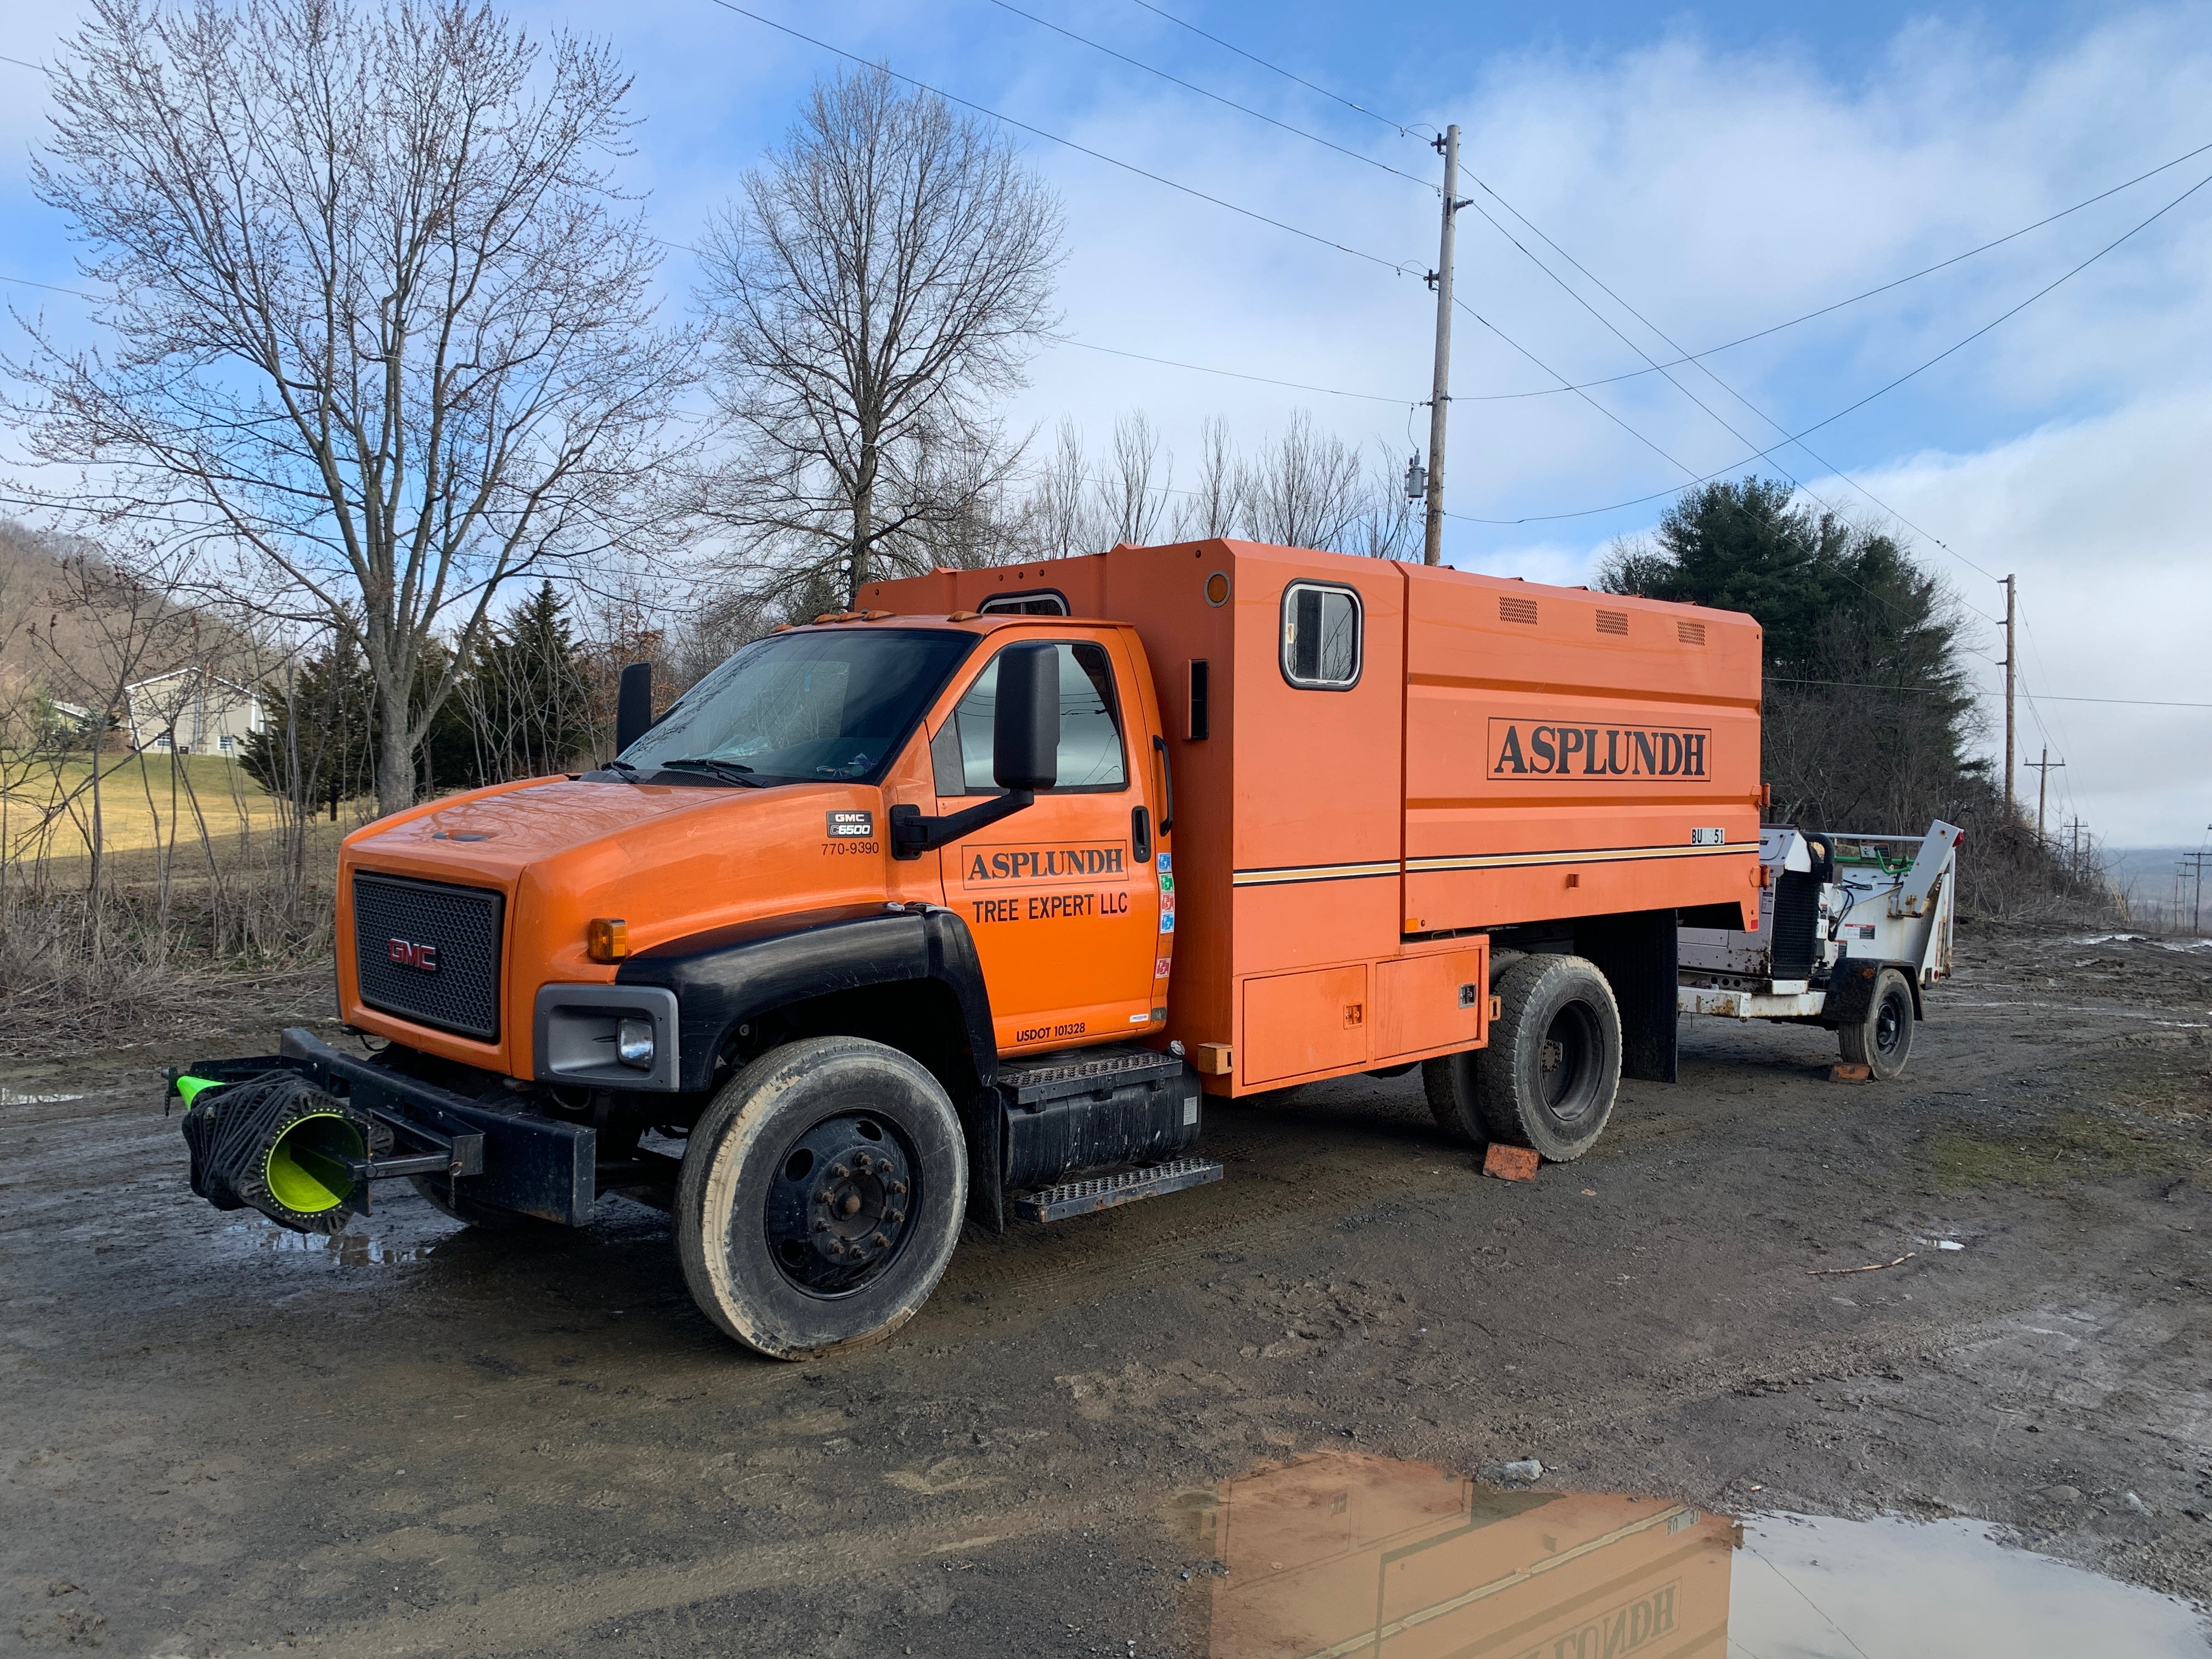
[1, 519, 256, 727]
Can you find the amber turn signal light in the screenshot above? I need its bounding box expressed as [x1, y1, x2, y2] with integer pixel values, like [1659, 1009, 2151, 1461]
[588, 917, 630, 962]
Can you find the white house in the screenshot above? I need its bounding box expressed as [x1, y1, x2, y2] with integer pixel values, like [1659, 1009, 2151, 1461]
[125, 668, 265, 758]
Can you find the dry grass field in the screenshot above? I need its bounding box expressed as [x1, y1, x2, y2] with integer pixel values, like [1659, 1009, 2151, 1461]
[1, 751, 356, 862]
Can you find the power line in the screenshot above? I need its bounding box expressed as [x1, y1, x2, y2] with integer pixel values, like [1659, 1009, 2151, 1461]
[1050, 335, 1411, 403]
[1452, 179, 2005, 635]
[0, 272, 100, 300]
[1457, 136, 2212, 405]
[1452, 191, 1903, 571]
[1462, 177, 2001, 586]
[1770, 676, 2211, 709]
[1120, 0, 1420, 138]
[704, 0, 1424, 278]
[981, 0, 1432, 190]
[0, 52, 44, 71]
[1448, 164, 2212, 527]
[1454, 297, 1700, 479]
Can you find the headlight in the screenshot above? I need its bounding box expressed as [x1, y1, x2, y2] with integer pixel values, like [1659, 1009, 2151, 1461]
[616, 1018, 656, 1070]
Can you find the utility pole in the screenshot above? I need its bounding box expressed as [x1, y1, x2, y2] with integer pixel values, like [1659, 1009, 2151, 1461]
[2024, 747, 2064, 844]
[1422, 124, 1468, 567]
[2001, 574, 2017, 819]
[2182, 834, 2212, 935]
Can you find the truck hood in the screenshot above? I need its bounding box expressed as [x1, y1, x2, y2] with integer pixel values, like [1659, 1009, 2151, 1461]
[354, 777, 726, 873]
[342, 775, 895, 977]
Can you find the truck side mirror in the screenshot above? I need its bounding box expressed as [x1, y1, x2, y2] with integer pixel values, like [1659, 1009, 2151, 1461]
[615, 662, 653, 754]
[992, 642, 1059, 792]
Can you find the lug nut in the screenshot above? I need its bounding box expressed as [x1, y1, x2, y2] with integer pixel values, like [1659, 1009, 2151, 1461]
[887, 1180, 907, 1195]
[887, 1210, 905, 1226]
[869, 1233, 889, 1248]
[830, 1163, 850, 1178]
[813, 1218, 830, 1232]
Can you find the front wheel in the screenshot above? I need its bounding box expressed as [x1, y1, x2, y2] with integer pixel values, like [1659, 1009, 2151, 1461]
[676, 1036, 967, 1360]
[1839, 967, 1916, 1080]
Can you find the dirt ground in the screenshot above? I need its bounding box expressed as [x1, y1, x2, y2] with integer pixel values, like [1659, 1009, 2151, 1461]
[3, 919, 2208, 1656]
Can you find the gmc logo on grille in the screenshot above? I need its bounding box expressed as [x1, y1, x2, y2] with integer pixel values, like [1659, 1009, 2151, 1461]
[387, 938, 438, 973]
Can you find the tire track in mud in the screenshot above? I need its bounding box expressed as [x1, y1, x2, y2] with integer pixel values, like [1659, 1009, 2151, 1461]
[307, 1500, 1081, 1655]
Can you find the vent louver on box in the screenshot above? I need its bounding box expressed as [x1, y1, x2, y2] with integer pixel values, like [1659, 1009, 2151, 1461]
[1499, 595, 1539, 625]
[1596, 610, 1629, 635]
[1677, 619, 1707, 645]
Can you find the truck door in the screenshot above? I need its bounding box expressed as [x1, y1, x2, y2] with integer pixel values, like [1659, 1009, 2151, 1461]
[927, 634, 1164, 1051]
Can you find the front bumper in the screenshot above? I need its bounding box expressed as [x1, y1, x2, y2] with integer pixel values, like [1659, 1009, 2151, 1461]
[177, 1028, 598, 1226]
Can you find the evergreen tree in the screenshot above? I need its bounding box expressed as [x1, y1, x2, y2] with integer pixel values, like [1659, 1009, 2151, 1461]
[244, 639, 377, 818]
[458, 581, 594, 783]
[1600, 478, 1980, 832]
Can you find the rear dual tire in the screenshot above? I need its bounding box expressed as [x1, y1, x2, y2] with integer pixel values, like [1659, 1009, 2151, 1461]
[676, 1036, 967, 1361]
[1423, 953, 1623, 1163]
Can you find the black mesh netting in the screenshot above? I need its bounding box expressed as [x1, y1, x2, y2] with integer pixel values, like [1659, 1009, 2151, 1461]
[180, 1071, 388, 1235]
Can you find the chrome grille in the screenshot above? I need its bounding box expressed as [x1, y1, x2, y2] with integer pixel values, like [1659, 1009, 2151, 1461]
[352, 872, 505, 1041]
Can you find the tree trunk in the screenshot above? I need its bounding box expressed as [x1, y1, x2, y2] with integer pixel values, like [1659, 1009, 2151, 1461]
[376, 687, 416, 819]
[849, 443, 876, 605]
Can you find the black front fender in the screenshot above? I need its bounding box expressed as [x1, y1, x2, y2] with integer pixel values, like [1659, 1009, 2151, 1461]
[614, 904, 997, 1094]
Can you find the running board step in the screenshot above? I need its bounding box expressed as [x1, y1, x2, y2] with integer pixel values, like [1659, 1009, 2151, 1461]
[1011, 1158, 1223, 1223]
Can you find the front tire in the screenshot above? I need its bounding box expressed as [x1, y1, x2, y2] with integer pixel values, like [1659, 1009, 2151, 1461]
[1839, 967, 1916, 1080]
[676, 1036, 967, 1361]
[1474, 955, 1622, 1161]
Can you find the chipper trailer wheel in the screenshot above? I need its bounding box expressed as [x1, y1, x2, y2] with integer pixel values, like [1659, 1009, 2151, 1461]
[1436, 953, 1622, 1163]
[676, 1036, 967, 1361]
[1839, 966, 1916, 1081]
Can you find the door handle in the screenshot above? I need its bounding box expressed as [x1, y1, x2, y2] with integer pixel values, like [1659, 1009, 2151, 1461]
[1131, 805, 1152, 864]
[1152, 735, 1173, 835]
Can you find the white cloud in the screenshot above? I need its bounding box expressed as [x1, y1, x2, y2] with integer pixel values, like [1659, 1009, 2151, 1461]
[1839, 392, 2212, 846]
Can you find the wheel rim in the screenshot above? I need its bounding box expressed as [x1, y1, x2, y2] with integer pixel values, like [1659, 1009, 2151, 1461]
[1875, 989, 1910, 1058]
[761, 1111, 918, 1297]
[1538, 1001, 1604, 1122]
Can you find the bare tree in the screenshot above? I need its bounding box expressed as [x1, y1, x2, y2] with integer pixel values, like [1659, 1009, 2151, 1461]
[1027, 419, 1101, 561]
[1240, 411, 1365, 551]
[699, 66, 1063, 602]
[1345, 457, 1420, 560]
[1171, 417, 1242, 541]
[1098, 412, 1172, 547]
[12, 0, 693, 816]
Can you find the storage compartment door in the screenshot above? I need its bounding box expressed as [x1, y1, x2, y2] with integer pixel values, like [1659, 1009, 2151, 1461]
[1372, 944, 1489, 1062]
[1240, 965, 1369, 1087]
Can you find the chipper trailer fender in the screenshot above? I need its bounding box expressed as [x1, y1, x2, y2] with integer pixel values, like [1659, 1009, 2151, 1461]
[1677, 820, 1962, 1079]
[171, 539, 1766, 1359]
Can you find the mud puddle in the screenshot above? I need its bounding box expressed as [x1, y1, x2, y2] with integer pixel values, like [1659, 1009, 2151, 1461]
[1171, 1452, 2207, 1657]
[223, 1209, 450, 1266]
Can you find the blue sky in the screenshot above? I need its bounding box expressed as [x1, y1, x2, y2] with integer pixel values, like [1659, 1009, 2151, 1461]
[2, 0, 2209, 849]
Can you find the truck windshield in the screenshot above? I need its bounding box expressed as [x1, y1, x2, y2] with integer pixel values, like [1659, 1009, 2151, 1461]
[618, 628, 974, 786]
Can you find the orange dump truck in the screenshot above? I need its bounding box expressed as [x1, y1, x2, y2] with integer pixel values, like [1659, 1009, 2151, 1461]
[172, 539, 1762, 1358]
